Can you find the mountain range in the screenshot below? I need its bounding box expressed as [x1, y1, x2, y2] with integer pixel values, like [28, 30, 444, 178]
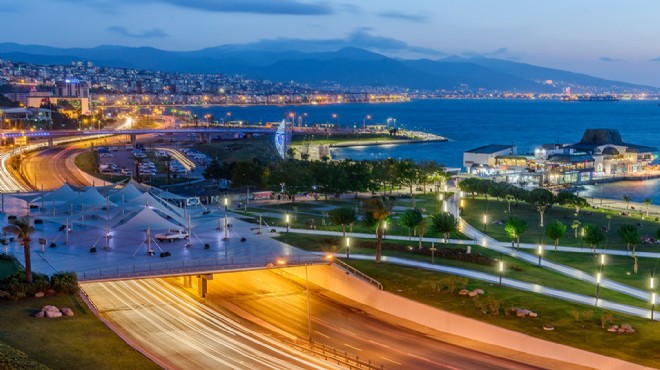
[0, 42, 656, 93]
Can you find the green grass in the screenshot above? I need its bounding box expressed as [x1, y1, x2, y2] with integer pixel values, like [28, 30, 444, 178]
[276, 233, 650, 308]
[0, 294, 159, 370]
[195, 136, 280, 163]
[462, 197, 660, 252]
[341, 260, 660, 368]
[291, 133, 401, 145]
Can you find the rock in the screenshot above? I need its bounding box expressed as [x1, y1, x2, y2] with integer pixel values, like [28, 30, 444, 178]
[42, 305, 59, 312]
[34, 311, 45, 318]
[473, 289, 485, 295]
[543, 325, 554, 331]
[621, 324, 634, 333]
[61, 307, 74, 317]
[34, 292, 45, 298]
[516, 311, 526, 318]
[607, 325, 619, 332]
[468, 291, 479, 297]
[529, 312, 538, 318]
[46, 310, 62, 318]
[458, 289, 469, 296]
[519, 309, 531, 316]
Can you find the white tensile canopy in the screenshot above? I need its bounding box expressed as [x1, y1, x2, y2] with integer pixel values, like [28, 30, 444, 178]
[36, 183, 78, 203]
[112, 206, 183, 233]
[67, 187, 114, 208]
[108, 183, 144, 203]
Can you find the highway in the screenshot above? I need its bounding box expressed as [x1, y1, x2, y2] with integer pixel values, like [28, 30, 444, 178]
[21, 145, 91, 189]
[205, 269, 545, 370]
[82, 278, 338, 370]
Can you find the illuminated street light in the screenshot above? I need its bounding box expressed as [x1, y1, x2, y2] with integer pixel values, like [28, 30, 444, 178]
[285, 213, 290, 233]
[498, 260, 504, 285]
[595, 272, 602, 306]
[223, 197, 228, 211]
[483, 214, 488, 232]
[537, 244, 543, 266]
[345, 237, 350, 259]
[651, 276, 656, 320]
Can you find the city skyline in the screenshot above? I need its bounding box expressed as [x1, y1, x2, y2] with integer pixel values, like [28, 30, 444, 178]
[3, 1, 660, 86]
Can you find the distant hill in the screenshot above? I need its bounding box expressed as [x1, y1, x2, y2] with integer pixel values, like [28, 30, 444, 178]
[0, 42, 656, 93]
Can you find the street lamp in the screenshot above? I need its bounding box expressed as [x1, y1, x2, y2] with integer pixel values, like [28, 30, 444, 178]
[430, 242, 437, 264]
[651, 276, 656, 320]
[537, 244, 543, 266]
[483, 214, 488, 232]
[498, 260, 504, 285]
[223, 197, 228, 211]
[438, 192, 444, 212]
[285, 213, 290, 233]
[383, 221, 387, 239]
[363, 114, 371, 131]
[346, 237, 350, 259]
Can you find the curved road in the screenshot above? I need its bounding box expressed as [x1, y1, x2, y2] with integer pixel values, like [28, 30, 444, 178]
[205, 269, 556, 370]
[22, 145, 91, 189]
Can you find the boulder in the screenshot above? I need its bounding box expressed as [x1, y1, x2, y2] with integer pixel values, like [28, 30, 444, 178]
[529, 312, 538, 318]
[42, 305, 59, 312]
[542, 325, 554, 331]
[458, 289, 470, 296]
[61, 307, 74, 317]
[34, 292, 45, 298]
[621, 324, 634, 333]
[519, 309, 532, 316]
[607, 325, 619, 332]
[34, 311, 45, 318]
[516, 311, 527, 318]
[473, 289, 485, 295]
[468, 291, 479, 297]
[46, 310, 62, 318]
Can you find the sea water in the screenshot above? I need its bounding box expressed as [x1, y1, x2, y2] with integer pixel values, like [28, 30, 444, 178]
[189, 99, 660, 201]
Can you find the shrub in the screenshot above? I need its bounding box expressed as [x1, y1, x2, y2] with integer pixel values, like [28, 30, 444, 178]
[0, 340, 50, 370]
[600, 311, 615, 329]
[51, 272, 79, 295]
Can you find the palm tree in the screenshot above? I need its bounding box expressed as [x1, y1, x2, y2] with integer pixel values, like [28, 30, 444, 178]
[545, 220, 567, 251]
[416, 219, 429, 250]
[362, 197, 391, 263]
[328, 207, 357, 237]
[583, 224, 606, 253]
[3, 217, 34, 283]
[430, 212, 458, 244]
[617, 224, 640, 255]
[644, 198, 652, 217]
[398, 208, 424, 240]
[605, 214, 612, 233]
[504, 216, 527, 249]
[622, 195, 631, 210]
[505, 194, 514, 213]
[571, 220, 581, 239]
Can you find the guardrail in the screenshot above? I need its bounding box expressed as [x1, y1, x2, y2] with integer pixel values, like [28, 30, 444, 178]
[77, 254, 330, 281]
[289, 339, 384, 370]
[333, 259, 384, 290]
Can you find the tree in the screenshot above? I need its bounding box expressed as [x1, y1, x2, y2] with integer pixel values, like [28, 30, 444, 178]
[3, 217, 35, 283]
[617, 224, 640, 255]
[545, 220, 567, 251]
[556, 192, 589, 215]
[416, 219, 429, 250]
[622, 195, 631, 210]
[504, 216, 527, 249]
[328, 207, 357, 237]
[644, 198, 652, 217]
[431, 212, 458, 244]
[362, 197, 392, 263]
[527, 188, 555, 227]
[605, 214, 612, 233]
[571, 220, 581, 239]
[202, 159, 225, 185]
[231, 160, 264, 189]
[583, 224, 605, 253]
[398, 208, 424, 240]
[505, 194, 514, 213]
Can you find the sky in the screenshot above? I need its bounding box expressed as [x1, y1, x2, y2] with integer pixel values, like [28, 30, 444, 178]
[3, 0, 660, 86]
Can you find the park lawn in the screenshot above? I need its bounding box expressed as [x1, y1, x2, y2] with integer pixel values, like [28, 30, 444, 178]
[544, 251, 660, 291]
[0, 294, 159, 370]
[0, 257, 19, 279]
[342, 260, 660, 368]
[462, 197, 660, 252]
[275, 233, 649, 308]
[291, 133, 399, 145]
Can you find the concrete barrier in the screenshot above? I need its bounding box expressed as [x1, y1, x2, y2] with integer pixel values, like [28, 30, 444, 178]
[284, 264, 652, 370]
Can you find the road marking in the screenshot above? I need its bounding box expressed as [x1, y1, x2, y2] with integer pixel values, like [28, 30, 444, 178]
[344, 344, 363, 352]
[380, 356, 402, 365]
[339, 328, 357, 336]
[368, 339, 390, 348]
[313, 331, 330, 339]
[252, 276, 264, 282]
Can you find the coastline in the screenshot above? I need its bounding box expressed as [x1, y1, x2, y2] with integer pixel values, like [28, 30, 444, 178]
[329, 137, 447, 148]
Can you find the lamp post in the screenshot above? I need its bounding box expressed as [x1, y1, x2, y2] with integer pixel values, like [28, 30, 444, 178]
[498, 260, 504, 286]
[651, 276, 656, 320]
[223, 197, 228, 211]
[362, 114, 371, 131]
[438, 192, 444, 212]
[285, 213, 290, 233]
[430, 242, 437, 264]
[537, 244, 543, 266]
[383, 221, 387, 239]
[483, 214, 488, 232]
[346, 237, 350, 259]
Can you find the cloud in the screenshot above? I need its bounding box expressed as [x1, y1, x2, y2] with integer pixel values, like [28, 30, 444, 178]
[599, 56, 622, 62]
[107, 26, 169, 39]
[378, 10, 428, 23]
[60, 0, 333, 15]
[235, 29, 445, 58]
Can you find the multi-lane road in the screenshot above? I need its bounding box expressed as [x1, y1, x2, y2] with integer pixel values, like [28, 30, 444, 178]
[82, 278, 339, 370]
[204, 269, 548, 370]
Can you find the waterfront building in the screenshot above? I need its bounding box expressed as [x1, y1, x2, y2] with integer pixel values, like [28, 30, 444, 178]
[463, 144, 517, 175]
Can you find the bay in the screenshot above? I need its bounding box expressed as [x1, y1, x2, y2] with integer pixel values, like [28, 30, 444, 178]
[188, 99, 660, 201]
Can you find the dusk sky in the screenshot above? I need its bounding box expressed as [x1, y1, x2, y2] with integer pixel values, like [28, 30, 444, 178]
[4, 0, 660, 86]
